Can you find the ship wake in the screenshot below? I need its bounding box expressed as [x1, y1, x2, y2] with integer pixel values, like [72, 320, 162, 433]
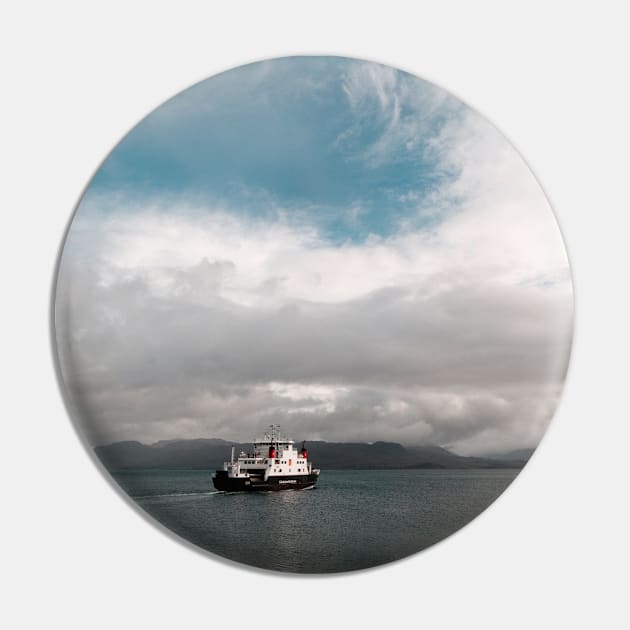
[134, 490, 221, 500]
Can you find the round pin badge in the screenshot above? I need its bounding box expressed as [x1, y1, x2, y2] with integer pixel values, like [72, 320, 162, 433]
[53, 56, 573, 573]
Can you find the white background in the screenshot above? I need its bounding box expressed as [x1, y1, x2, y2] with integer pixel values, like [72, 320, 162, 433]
[1, 1, 628, 628]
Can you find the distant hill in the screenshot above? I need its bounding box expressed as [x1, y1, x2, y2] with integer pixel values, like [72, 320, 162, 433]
[481, 448, 535, 462]
[94, 438, 526, 471]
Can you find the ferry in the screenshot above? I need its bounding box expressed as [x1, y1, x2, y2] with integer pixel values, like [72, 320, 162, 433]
[212, 425, 320, 492]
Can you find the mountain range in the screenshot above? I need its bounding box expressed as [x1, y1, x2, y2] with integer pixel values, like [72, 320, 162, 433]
[94, 438, 532, 471]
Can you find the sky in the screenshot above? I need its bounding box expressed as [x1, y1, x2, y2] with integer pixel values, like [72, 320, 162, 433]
[55, 56, 573, 456]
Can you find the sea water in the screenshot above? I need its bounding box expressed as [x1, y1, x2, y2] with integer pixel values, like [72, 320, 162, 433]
[111, 468, 519, 573]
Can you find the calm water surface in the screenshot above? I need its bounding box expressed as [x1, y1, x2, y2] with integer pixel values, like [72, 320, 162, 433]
[111, 468, 519, 573]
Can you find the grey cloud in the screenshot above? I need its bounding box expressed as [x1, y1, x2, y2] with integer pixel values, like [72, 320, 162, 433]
[55, 254, 572, 453]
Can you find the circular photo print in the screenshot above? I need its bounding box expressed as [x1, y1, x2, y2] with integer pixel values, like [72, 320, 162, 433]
[54, 56, 573, 573]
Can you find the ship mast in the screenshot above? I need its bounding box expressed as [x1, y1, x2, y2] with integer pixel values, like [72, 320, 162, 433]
[270, 423, 280, 448]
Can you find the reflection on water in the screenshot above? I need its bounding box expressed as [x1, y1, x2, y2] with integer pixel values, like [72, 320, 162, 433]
[112, 468, 519, 573]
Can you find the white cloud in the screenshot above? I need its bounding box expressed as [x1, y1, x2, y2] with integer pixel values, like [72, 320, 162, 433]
[338, 62, 460, 166]
[55, 82, 573, 454]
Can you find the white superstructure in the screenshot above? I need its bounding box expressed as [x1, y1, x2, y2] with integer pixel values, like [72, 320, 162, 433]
[218, 425, 319, 487]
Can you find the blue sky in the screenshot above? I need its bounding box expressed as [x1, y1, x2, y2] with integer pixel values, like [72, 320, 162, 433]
[86, 57, 460, 242]
[58, 56, 573, 453]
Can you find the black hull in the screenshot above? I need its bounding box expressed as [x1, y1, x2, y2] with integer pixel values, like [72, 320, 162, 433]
[213, 470, 319, 492]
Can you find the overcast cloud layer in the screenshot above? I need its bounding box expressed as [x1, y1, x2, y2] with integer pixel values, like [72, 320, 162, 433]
[55, 57, 573, 455]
